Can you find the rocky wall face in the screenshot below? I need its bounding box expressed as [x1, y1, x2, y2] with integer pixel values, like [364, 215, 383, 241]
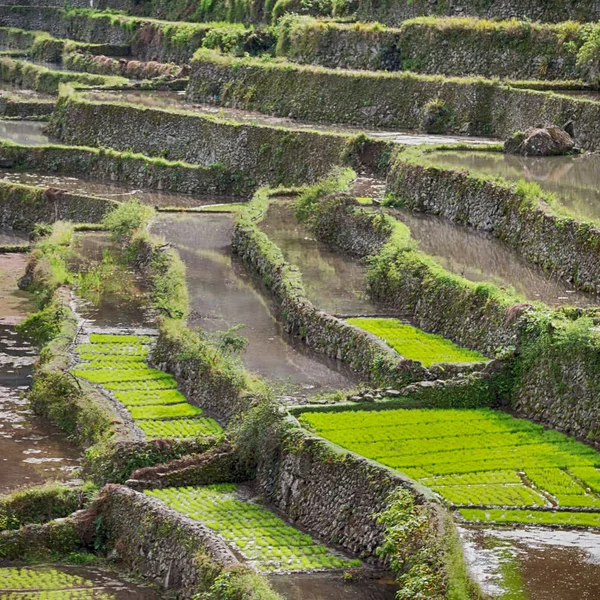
[0, 182, 116, 231]
[93, 485, 239, 597]
[348, 0, 600, 27]
[388, 160, 600, 294]
[279, 19, 580, 80]
[513, 347, 600, 449]
[256, 427, 422, 561]
[0, 144, 252, 196]
[188, 53, 600, 151]
[49, 97, 352, 186]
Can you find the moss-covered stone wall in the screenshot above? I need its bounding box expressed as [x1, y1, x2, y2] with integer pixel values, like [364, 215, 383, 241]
[187, 50, 600, 150]
[0, 142, 253, 196]
[48, 90, 380, 187]
[346, 0, 600, 27]
[0, 181, 115, 231]
[277, 16, 584, 81]
[387, 148, 600, 294]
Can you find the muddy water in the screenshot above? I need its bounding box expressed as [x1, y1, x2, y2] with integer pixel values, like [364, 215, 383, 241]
[0, 169, 240, 208]
[0, 120, 50, 145]
[71, 233, 155, 328]
[421, 149, 600, 224]
[260, 202, 391, 316]
[82, 90, 497, 146]
[151, 213, 358, 396]
[460, 526, 600, 600]
[0, 564, 162, 599]
[269, 573, 398, 600]
[395, 209, 597, 307]
[0, 253, 80, 494]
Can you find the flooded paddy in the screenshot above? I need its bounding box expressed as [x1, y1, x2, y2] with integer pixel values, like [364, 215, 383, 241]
[0, 169, 240, 208]
[0, 564, 162, 599]
[82, 90, 497, 146]
[421, 149, 600, 224]
[269, 573, 398, 600]
[72, 232, 155, 328]
[0, 253, 80, 494]
[460, 526, 600, 600]
[0, 119, 50, 145]
[151, 213, 358, 396]
[395, 208, 597, 307]
[259, 202, 392, 316]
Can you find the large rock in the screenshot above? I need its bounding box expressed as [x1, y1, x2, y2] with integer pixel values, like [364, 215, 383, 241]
[504, 125, 575, 156]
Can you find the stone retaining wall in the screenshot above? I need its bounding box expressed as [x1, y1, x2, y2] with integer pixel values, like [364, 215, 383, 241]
[387, 152, 600, 293]
[0, 181, 115, 231]
[305, 192, 521, 354]
[0, 142, 253, 196]
[277, 16, 582, 80]
[347, 0, 600, 26]
[188, 50, 600, 151]
[232, 192, 483, 386]
[92, 485, 240, 597]
[48, 92, 375, 186]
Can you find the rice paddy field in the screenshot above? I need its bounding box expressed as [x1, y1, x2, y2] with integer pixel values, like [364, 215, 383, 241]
[146, 484, 361, 572]
[345, 318, 487, 366]
[72, 334, 222, 439]
[299, 408, 600, 527]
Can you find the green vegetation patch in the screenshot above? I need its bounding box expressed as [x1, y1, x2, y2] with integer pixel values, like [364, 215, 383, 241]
[0, 567, 114, 599]
[146, 484, 361, 572]
[300, 408, 600, 526]
[346, 318, 487, 365]
[459, 509, 600, 527]
[73, 334, 222, 440]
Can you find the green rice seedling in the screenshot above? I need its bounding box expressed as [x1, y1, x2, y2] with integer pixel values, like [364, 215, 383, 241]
[76, 360, 149, 370]
[460, 509, 600, 528]
[72, 367, 172, 384]
[75, 343, 149, 357]
[114, 390, 188, 406]
[89, 334, 152, 344]
[300, 407, 600, 527]
[129, 403, 202, 420]
[136, 418, 222, 439]
[104, 379, 179, 391]
[145, 485, 359, 571]
[345, 318, 487, 366]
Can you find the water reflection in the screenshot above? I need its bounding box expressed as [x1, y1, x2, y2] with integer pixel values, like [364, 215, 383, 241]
[269, 572, 398, 600]
[460, 526, 600, 600]
[0, 120, 50, 145]
[260, 201, 392, 315]
[0, 253, 80, 494]
[394, 209, 597, 307]
[421, 150, 600, 224]
[82, 90, 497, 146]
[0, 170, 239, 208]
[151, 213, 358, 396]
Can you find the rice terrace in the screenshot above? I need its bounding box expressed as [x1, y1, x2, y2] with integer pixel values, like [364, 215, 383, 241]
[3, 1, 600, 599]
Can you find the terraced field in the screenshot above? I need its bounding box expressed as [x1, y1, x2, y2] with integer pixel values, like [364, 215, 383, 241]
[146, 484, 361, 572]
[72, 334, 222, 439]
[346, 318, 488, 366]
[299, 408, 600, 527]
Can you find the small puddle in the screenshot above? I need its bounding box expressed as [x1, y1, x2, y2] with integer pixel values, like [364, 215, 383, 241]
[82, 90, 497, 146]
[269, 572, 398, 600]
[259, 202, 392, 315]
[0, 169, 239, 208]
[421, 150, 600, 225]
[460, 526, 600, 599]
[0, 564, 162, 599]
[394, 209, 597, 307]
[0, 120, 50, 145]
[72, 233, 155, 328]
[151, 213, 358, 397]
[0, 253, 80, 494]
